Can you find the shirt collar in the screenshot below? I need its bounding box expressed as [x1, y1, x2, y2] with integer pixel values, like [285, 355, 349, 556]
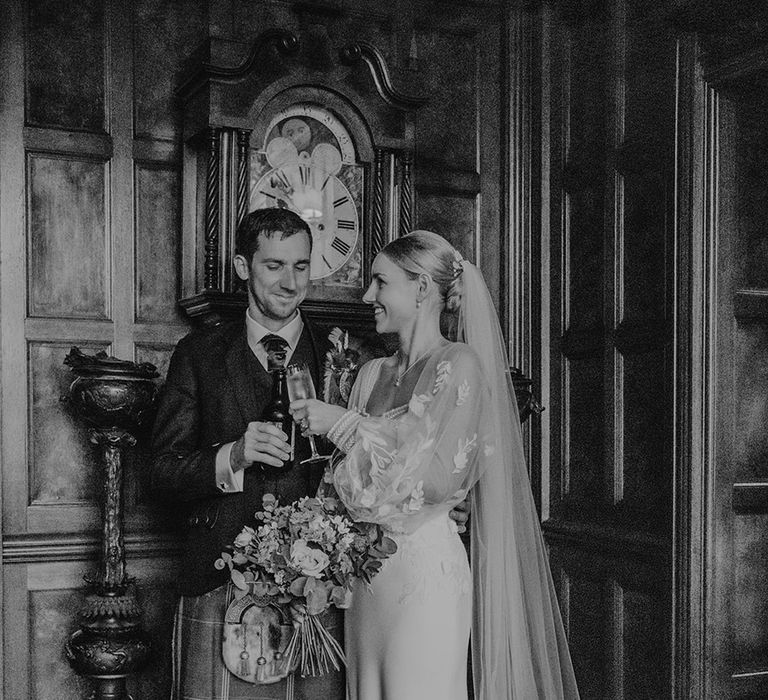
[245, 308, 304, 351]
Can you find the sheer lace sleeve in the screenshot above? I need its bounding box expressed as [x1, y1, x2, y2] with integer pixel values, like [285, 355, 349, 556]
[333, 344, 491, 532]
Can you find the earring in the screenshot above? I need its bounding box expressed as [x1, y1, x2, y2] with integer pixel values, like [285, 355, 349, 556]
[416, 299, 421, 309]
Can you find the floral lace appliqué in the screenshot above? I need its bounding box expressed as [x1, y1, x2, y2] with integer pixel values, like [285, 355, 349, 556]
[401, 480, 425, 513]
[456, 380, 470, 406]
[433, 360, 452, 394]
[453, 433, 477, 474]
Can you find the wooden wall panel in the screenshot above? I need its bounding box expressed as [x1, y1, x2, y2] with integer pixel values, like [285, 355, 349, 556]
[735, 110, 768, 290]
[135, 164, 183, 324]
[732, 514, 768, 672]
[565, 356, 605, 511]
[415, 31, 477, 172]
[624, 0, 675, 146]
[27, 154, 108, 319]
[621, 173, 666, 323]
[29, 589, 92, 699]
[568, 574, 609, 698]
[28, 341, 108, 505]
[621, 586, 668, 698]
[22, 558, 178, 700]
[544, 0, 676, 693]
[135, 344, 175, 385]
[416, 193, 477, 260]
[567, 189, 604, 328]
[133, 0, 205, 141]
[734, 322, 768, 481]
[124, 559, 179, 700]
[567, 20, 608, 167]
[25, 0, 105, 131]
[621, 349, 667, 531]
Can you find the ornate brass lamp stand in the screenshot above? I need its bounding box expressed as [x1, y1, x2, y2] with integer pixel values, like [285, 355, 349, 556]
[62, 347, 158, 700]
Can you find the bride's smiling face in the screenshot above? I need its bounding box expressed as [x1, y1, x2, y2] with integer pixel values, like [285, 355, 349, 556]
[363, 253, 419, 334]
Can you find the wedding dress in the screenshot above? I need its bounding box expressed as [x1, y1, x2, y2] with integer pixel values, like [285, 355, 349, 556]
[336, 350, 475, 700]
[331, 259, 580, 699]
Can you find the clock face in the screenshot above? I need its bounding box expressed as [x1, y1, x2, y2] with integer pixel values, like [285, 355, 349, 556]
[251, 159, 359, 280]
[249, 104, 364, 288]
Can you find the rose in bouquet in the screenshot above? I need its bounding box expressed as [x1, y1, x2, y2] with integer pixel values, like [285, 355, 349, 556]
[216, 493, 397, 677]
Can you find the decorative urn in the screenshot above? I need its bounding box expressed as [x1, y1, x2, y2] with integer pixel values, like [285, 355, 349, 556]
[62, 347, 159, 700]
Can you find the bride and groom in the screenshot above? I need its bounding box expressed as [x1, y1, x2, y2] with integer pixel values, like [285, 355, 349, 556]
[151, 207, 579, 699]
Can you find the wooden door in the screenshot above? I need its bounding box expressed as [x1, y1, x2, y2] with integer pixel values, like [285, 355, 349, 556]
[539, 1, 677, 696]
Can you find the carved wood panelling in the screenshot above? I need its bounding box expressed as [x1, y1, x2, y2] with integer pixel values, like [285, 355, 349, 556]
[624, 0, 676, 145]
[545, 0, 677, 691]
[135, 164, 183, 323]
[734, 322, 768, 481]
[550, 544, 669, 699]
[416, 193, 477, 260]
[567, 574, 610, 698]
[621, 585, 669, 698]
[28, 341, 108, 505]
[415, 30, 478, 172]
[25, 0, 105, 131]
[564, 356, 605, 513]
[621, 349, 668, 531]
[135, 344, 175, 385]
[735, 109, 768, 289]
[30, 588, 92, 699]
[621, 172, 667, 322]
[132, 0, 205, 141]
[27, 154, 109, 319]
[567, 188, 605, 328]
[22, 558, 178, 700]
[732, 513, 768, 672]
[567, 20, 608, 168]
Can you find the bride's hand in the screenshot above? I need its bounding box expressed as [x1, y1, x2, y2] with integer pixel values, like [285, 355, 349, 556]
[289, 399, 347, 436]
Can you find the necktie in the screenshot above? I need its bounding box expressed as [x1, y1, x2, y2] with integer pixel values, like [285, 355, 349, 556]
[262, 334, 289, 371]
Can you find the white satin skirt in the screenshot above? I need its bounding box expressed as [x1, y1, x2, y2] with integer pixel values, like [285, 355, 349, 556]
[345, 513, 472, 700]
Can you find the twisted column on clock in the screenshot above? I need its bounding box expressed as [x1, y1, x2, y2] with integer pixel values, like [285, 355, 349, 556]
[204, 127, 221, 290]
[236, 129, 251, 231]
[372, 147, 387, 257]
[399, 151, 414, 238]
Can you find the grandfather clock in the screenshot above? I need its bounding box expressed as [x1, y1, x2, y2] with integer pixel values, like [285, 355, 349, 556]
[176, 27, 426, 335]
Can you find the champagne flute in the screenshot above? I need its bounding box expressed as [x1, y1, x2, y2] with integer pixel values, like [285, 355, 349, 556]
[285, 363, 328, 463]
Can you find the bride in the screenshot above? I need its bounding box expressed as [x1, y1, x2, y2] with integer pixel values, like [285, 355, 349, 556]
[289, 230, 579, 699]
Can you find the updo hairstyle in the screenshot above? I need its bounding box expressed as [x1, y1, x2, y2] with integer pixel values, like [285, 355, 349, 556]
[379, 230, 464, 313]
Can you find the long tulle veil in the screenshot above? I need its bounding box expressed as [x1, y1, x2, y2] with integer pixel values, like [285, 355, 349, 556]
[457, 259, 579, 699]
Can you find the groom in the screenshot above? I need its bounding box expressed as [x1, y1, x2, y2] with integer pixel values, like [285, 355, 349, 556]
[150, 208, 343, 699]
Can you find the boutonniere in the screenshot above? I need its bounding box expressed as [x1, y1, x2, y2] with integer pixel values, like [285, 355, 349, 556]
[323, 327, 361, 406]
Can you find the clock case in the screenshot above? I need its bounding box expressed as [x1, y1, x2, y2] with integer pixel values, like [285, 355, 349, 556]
[176, 28, 426, 343]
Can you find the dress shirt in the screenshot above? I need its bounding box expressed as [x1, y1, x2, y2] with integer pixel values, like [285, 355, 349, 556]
[215, 310, 304, 493]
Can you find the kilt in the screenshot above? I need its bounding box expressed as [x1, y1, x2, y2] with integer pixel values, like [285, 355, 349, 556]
[172, 584, 345, 700]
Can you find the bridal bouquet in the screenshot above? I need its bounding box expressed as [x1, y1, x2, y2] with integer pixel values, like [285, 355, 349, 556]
[216, 493, 396, 677]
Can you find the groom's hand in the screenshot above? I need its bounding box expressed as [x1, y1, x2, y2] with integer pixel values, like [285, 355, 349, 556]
[230, 422, 291, 471]
[449, 498, 471, 534]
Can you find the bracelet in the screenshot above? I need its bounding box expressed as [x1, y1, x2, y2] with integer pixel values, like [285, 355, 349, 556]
[337, 418, 360, 453]
[327, 409, 363, 449]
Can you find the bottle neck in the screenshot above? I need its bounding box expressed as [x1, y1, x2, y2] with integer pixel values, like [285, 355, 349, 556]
[270, 368, 288, 403]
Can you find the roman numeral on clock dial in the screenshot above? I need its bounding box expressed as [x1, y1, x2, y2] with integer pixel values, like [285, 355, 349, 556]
[333, 195, 349, 208]
[331, 236, 351, 256]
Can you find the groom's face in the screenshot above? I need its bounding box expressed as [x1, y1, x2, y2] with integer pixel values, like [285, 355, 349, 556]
[234, 230, 312, 330]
